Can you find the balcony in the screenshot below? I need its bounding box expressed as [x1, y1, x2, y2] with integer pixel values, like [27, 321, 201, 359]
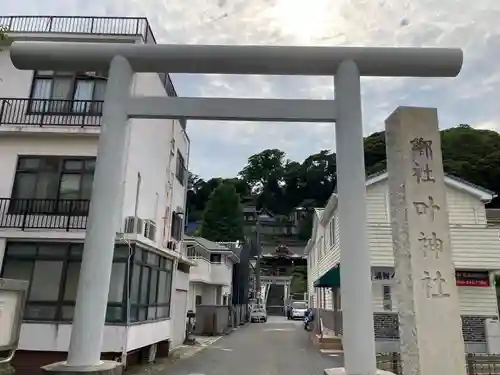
[0, 198, 89, 231]
[0, 98, 103, 128]
[210, 263, 232, 285]
[0, 16, 156, 44]
[189, 256, 212, 284]
[187, 256, 232, 286]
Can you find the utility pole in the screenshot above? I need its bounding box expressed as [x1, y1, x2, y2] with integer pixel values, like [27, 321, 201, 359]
[255, 212, 262, 305]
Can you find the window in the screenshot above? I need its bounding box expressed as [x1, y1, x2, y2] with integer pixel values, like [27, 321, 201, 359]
[195, 295, 202, 305]
[0, 242, 129, 322]
[329, 218, 335, 246]
[11, 156, 95, 214]
[30, 71, 106, 114]
[383, 285, 392, 311]
[0, 242, 172, 324]
[129, 247, 173, 322]
[210, 253, 222, 263]
[171, 211, 183, 241]
[175, 151, 186, 185]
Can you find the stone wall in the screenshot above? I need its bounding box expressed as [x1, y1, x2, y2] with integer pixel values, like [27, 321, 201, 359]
[317, 310, 494, 343]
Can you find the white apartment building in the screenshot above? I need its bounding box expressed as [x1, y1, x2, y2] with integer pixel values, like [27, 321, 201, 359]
[184, 236, 239, 311]
[0, 16, 193, 371]
[306, 170, 500, 354]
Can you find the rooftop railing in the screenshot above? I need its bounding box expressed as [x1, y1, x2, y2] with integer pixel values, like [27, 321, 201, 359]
[0, 16, 156, 44]
[0, 16, 180, 99]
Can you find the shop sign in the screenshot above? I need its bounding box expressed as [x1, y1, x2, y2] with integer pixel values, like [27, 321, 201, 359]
[371, 268, 490, 287]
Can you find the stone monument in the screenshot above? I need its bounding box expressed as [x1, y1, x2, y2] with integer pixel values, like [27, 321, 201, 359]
[385, 107, 466, 375]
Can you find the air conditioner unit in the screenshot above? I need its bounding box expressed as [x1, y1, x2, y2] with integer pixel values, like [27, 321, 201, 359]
[124, 216, 144, 235]
[144, 219, 157, 241]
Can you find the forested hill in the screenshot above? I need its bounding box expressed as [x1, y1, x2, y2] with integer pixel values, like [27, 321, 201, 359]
[187, 124, 500, 222]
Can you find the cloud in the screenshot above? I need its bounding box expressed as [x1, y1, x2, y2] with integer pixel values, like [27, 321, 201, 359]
[6, 0, 500, 178]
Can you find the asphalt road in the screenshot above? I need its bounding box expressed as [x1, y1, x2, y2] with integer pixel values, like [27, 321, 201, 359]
[166, 316, 343, 375]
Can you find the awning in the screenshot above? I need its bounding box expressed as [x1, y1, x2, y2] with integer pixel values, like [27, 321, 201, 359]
[313, 264, 340, 288]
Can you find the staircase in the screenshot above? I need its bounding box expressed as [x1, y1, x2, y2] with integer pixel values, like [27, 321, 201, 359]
[311, 319, 344, 352]
[266, 284, 285, 316]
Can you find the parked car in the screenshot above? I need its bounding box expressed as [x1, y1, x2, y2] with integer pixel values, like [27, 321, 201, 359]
[289, 301, 308, 320]
[250, 305, 267, 323]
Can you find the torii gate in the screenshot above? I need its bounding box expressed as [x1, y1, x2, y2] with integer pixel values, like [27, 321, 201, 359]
[10, 42, 462, 375]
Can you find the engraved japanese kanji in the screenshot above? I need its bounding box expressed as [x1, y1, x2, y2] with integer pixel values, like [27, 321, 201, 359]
[422, 271, 450, 299]
[412, 160, 435, 184]
[418, 232, 443, 259]
[413, 196, 440, 221]
[410, 137, 433, 160]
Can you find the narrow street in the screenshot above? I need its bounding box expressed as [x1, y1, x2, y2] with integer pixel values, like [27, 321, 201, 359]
[166, 316, 343, 375]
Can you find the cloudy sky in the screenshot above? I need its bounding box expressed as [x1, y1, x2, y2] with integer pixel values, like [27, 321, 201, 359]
[4, 1, 499, 179]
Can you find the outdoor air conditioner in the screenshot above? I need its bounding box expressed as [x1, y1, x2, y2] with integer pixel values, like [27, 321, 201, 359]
[123, 216, 144, 235]
[144, 219, 157, 241]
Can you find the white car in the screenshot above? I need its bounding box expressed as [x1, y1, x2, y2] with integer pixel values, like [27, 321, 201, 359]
[290, 301, 308, 320]
[250, 306, 267, 323]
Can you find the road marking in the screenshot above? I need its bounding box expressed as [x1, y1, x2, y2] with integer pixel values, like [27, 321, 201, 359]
[264, 328, 295, 332]
[201, 336, 223, 346]
[320, 349, 343, 354]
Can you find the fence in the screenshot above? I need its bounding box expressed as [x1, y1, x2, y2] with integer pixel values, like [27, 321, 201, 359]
[376, 353, 500, 375]
[0, 198, 89, 231]
[0, 98, 103, 127]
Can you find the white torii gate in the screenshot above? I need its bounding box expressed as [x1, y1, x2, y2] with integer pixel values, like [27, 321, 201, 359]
[10, 42, 462, 375]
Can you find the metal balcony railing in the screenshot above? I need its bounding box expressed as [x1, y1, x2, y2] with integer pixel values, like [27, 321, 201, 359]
[0, 98, 103, 127]
[0, 198, 89, 231]
[0, 16, 156, 44]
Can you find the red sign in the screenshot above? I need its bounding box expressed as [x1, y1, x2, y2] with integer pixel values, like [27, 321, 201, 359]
[455, 271, 490, 287]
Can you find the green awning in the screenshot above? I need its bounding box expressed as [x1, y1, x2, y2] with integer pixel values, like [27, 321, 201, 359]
[313, 264, 340, 288]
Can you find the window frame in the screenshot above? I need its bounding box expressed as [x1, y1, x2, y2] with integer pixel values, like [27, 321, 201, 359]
[28, 70, 107, 115]
[128, 246, 173, 323]
[175, 150, 186, 186]
[0, 241, 174, 324]
[0, 242, 128, 323]
[210, 253, 222, 264]
[10, 156, 96, 215]
[171, 211, 183, 241]
[329, 217, 336, 246]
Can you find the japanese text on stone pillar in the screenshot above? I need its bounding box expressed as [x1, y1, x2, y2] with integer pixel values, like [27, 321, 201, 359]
[410, 136, 450, 299]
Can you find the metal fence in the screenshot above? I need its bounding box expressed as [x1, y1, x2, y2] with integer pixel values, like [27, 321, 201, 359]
[0, 198, 89, 231]
[376, 353, 500, 375]
[0, 16, 155, 43]
[0, 98, 103, 127]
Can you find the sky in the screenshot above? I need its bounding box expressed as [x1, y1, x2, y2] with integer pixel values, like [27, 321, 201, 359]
[4, 0, 500, 179]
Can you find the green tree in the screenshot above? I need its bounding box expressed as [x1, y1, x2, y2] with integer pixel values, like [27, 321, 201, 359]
[188, 124, 500, 222]
[199, 182, 245, 241]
